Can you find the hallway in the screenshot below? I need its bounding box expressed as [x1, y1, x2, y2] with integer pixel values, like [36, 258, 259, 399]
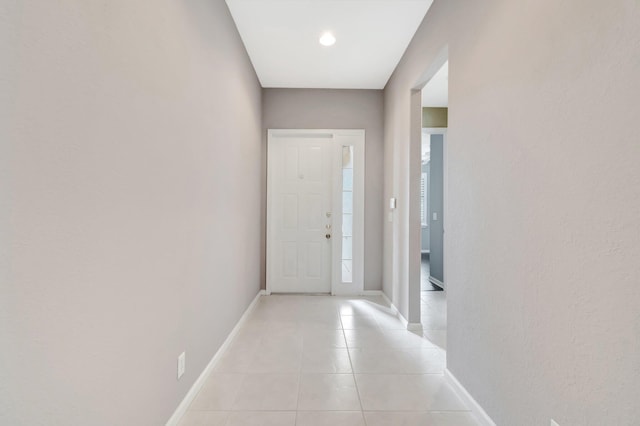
[179, 295, 478, 426]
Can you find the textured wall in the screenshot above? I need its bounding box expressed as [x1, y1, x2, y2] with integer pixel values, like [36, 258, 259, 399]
[0, 1, 262, 424]
[262, 89, 384, 291]
[384, 0, 640, 424]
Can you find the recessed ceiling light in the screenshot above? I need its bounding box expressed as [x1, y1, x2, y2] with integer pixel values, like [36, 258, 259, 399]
[319, 32, 336, 47]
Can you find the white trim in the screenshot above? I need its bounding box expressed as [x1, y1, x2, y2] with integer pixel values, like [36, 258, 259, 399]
[266, 129, 365, 296]
[422, 127, 448, 134]
[442, 132, 448, 296]
[411, 52, 449, 327]
[165, 290, 266, 426]
[413, 46, 449, 91]
[378, 291, 406, 327]
[359, 290, 384, 297]
[407, 322, 423, 331]
[444, 369, 496, 426]
[376, 290, 394, 310]
[429, 276, 445, 290]
[373, 290, 422, 331]
[330, 130, 365, 296]
[339, 290, 423, 331]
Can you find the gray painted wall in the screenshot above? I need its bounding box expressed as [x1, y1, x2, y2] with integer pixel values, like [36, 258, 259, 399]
[428, 135, 444, 283]
[384, 0, 640, 424]
[262, 89, 384, 291]
[1, 1, 262, 424]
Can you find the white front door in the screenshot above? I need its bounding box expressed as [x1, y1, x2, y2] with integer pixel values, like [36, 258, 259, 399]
[267, 135, 333, 293]
[267, 129, 365, 295]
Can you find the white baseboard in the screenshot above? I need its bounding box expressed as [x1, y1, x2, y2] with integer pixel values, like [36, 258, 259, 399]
[359, 290, 385, 297]
[372, 290, 394, 311]
[362, 290, 400, 318]
[407, 322, 423, 331]
[165, 290, 266, 426]
[367, 290, 422, 332]
[444, 369, 496, 426]
[251, 289, 421, 330]
[429, 276, 445, 289]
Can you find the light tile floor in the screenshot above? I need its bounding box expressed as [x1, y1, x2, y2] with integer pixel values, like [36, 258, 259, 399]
[180, 294, 479, 426]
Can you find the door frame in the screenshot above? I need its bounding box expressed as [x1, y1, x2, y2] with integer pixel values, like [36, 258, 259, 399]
[408, 47, 449, 324]
[422, 128, 447, 289]
[266, 129, 365, 295]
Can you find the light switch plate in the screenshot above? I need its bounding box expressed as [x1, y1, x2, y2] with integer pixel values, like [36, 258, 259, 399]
[389, 198, 396, 209]
[551, 420, 560, 426]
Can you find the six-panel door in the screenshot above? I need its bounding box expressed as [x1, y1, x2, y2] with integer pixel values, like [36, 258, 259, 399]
[268, 137, 333, 293]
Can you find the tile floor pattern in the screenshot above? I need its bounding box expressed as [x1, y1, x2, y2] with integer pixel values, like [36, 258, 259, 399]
[180, 294, 479, 426]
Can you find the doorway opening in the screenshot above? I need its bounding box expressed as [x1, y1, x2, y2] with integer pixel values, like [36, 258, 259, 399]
[420, 128, 444, 292]
[266, 129, 365, 296]
[409, 53, 448, 330]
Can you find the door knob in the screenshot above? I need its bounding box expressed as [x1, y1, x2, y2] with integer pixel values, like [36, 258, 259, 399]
[325, 233, 331, 240]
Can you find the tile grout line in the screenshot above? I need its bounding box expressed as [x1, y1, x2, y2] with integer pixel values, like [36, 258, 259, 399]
[185, 296, 461, 425]
[342, 319, 369, 426]
[295, 319, 303, 426]
[338, 306, 370, 425]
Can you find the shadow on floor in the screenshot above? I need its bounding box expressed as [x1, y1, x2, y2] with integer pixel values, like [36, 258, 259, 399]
[421, 253, 443, 292]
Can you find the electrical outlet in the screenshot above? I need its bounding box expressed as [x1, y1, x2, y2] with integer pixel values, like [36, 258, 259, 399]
[551, 420, 560, 426]
[177, 352, 186, 380]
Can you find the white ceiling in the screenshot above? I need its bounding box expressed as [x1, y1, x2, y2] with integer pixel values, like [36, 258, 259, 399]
[225, 0, 434, 89]
[421, 60, 448, 107]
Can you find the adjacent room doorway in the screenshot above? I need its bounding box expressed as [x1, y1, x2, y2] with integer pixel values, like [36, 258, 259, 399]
[266, 129, 365, 295]
[409, 52, 448, 326]
[422, 129, 446, 291]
